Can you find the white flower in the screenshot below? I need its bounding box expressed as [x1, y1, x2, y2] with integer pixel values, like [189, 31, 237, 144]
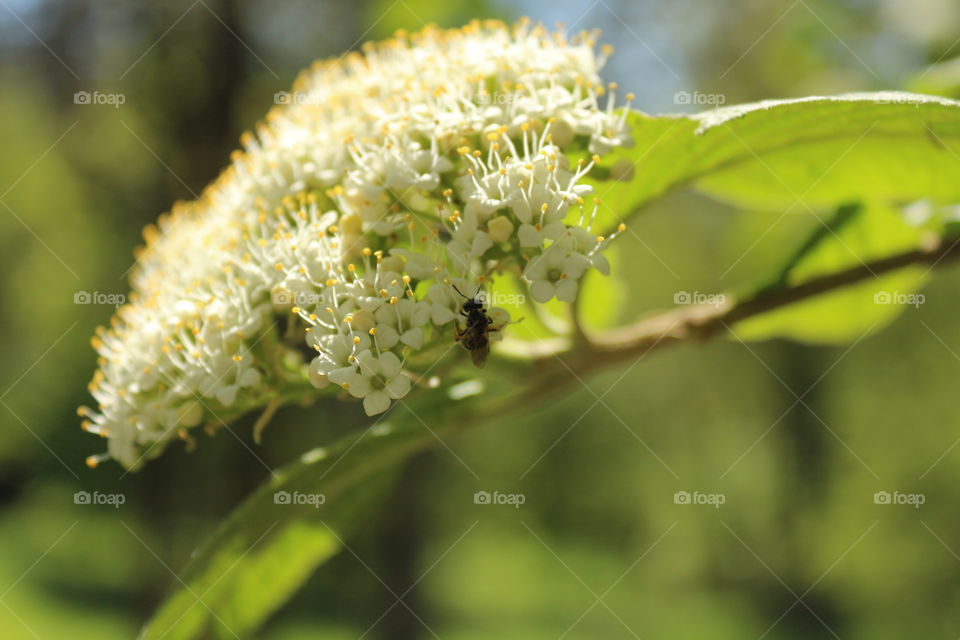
[524, 248, 592, 303]
[82, 19, 630, 469]
[340, 350, 412, 416]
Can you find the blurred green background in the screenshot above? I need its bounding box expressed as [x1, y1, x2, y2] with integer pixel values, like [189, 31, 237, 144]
[3, 0, 960, 637]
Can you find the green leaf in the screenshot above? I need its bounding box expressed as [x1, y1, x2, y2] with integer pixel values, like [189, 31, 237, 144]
[732, 202, 929, 343]
[590, 93, 960, 229]
[138, 420, 435, 640]
[577, 243, 626, 332]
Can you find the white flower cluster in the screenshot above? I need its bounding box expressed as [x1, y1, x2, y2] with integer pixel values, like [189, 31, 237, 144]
[81, 19, 632, 469]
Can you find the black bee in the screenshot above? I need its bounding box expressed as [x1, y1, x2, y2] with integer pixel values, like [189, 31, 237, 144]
[453, 285, 497, 368]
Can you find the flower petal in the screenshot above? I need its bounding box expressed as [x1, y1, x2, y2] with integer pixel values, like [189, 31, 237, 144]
[518, 223, 541, 247]
[378, 351, 402, 379]
[401, 327, 424, 349]
[556, 278, 579, 302]
[363, 391, 391, 416]
[531, 279, 555, 303]
[385, 374, 411, 399]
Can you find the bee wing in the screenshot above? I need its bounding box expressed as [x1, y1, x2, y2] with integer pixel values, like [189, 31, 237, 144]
[470, 343, 489, 368]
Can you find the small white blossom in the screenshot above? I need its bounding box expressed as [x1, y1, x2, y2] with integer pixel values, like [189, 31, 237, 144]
[338, 350, 412, 416]
[524, 248, 592, 303]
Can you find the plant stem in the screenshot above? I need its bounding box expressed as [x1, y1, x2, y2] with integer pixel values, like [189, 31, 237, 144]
[530, 233, 960, 373]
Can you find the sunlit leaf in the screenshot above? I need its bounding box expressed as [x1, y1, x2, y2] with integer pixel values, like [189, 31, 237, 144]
[732, 203, 929, 343]
[590, 93, 960, 229]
